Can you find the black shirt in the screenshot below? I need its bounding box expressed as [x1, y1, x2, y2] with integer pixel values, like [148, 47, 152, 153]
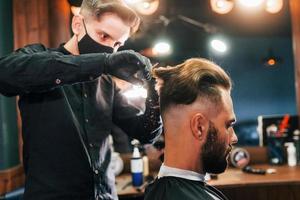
[144, 176, 229, 200]
[0, 44, 161, 200]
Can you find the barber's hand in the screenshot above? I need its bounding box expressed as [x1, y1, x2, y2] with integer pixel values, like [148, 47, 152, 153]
[104, 50, 152, 85]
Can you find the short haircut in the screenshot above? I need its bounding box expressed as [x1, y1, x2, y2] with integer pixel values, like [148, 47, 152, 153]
[80, 0, 140, 34]
[152, 58, 232, 114]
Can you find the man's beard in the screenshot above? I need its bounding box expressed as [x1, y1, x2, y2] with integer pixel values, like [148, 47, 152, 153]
[202, 122, 232, 174]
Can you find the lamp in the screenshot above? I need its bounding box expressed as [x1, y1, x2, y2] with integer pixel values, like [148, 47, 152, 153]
[152, 40, 172, 57]
[125, 0, 160, 15]
[124, 0, 143, 4]
[210, 39, 227, 53]
[265, 0, 283, 14]
[210, 0, 234, 14]
[238, 0, 264, 8]
[135, 0, 160, 15]
[262, 49, 281, 67]
[210, 0, 283, 14]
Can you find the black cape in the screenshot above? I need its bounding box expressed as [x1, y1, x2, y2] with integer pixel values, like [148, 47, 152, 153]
[144, 176, 229, 200]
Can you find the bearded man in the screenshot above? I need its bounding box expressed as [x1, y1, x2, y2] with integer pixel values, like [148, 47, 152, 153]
[145, 58, 238, 200]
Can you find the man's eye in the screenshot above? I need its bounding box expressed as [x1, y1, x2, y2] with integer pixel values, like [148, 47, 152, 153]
[226, 124, 234, 129]
[100, 34, 109, 40]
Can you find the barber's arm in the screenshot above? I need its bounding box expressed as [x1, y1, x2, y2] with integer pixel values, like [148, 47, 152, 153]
[0, 44, 149, 96]
[0, 44, 105, 96]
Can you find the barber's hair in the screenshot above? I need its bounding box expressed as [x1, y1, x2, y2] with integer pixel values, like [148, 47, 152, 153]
[153, 58, 232, 114]
[80, 0, 140, 34]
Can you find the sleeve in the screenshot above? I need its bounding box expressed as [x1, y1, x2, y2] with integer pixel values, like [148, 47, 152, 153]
[112, 79, 162, 144]
[0, 44, 108, 96]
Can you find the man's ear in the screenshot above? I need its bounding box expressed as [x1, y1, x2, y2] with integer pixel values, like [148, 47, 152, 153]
[71, 15, 83, 36]
[190, 113, 208, 141]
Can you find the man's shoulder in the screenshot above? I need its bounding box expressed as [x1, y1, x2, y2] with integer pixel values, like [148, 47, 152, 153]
[18, 43, 48, 52]
[144, 176, 210, 200]
[17, 43, 64, 54]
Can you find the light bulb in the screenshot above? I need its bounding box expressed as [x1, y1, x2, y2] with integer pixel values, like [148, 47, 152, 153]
[238, 0, 264, 7]
[265, 0, 283, 14]
[135, 0, 160, 15]
[210, 0, 234, 14]
[153, 41, 172, 56]
[211, 39, 227, 53]
[124, 0, 142, 4]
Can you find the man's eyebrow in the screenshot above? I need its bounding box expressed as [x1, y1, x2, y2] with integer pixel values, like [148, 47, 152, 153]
[97, 30, 123, 46]
[97, 30, 111, 37]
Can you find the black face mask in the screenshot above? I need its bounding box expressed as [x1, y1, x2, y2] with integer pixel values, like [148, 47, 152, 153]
[78, 20, 114, 54]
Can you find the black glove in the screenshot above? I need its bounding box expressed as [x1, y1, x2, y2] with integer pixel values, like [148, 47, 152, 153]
[104, 50, 152, 84]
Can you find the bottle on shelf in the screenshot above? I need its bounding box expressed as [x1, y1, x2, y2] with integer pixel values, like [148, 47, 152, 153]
[130, 140, 143, 187]
[293, 129, 300, 164]
[285, 142, 297, 167]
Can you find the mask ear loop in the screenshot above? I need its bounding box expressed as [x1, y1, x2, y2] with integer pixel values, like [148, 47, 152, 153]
[82, 19, 88, 35]
[75, 19, 88, 55]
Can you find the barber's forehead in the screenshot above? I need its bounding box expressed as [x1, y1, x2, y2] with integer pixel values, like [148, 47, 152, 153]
[90, 13, 130, 40]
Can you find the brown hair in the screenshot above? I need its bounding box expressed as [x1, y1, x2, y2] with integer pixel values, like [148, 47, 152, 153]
[153, 58, 232, 114]
[80, 0, 140, 34]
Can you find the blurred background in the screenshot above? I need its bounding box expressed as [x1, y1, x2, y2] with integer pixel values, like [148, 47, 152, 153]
[119, 0, 296, 146]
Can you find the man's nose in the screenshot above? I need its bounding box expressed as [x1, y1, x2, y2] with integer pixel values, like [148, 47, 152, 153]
[231, 129, 238, 145]
[101, 40, 115, 50]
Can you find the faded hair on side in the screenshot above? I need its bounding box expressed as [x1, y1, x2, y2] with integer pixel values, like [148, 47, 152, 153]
[80, 0, 140, 34]
[152, 58, 232, 114]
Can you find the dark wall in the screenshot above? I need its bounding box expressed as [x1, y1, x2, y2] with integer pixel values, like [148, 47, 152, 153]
[0, 0, 20, 170]
[210, 36, 296, 122]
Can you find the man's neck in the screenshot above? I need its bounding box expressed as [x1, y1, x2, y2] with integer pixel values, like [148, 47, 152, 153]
[158, 164, 206, 181]
[64, 35, 79, 55]
[164, 146, 204, 174]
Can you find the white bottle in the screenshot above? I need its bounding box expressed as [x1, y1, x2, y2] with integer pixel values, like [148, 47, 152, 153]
[108, 135, 124, 176]
[286, 142, 297, 167]
[130, 146, 143, 187]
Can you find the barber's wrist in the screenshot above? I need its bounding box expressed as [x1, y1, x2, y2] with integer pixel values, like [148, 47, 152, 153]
[146, 79, 159, 106]
[103, 53, 111, 74]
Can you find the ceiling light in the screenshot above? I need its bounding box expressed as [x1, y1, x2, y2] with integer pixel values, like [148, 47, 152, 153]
[152, 41, 172, 56]
[238, 0, 264, 7]
[267, 58, 276, 66]
[262, 49, 281, 67]
[142, 2, 151, 9]
[124, 0, 142, 4]
[265, 0, 283, 14]
[135, 0, 160, 15]
[210, 39, 227, 53]
[210, 0, 234, 14]
[263, 57, 279, 67]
